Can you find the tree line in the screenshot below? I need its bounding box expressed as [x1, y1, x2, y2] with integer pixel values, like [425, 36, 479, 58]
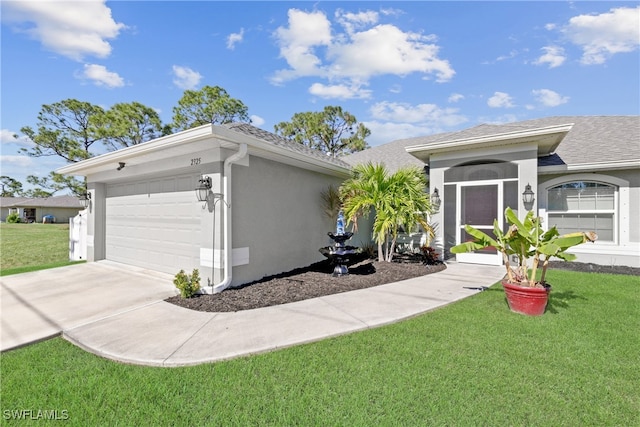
[3, 85, 370, 197]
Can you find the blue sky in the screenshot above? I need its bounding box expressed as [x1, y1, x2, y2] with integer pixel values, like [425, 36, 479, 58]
[1, 1, 639, 192]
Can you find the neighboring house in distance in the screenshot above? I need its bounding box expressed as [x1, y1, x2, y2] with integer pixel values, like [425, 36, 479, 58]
[344, 116, 640, 268]
[0, 195, 83, 223]
[57, 123, 355, 293]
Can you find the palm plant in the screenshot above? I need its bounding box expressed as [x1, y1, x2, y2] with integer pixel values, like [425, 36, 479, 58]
[451, 207, 597, 287]
[340, 162, 435, 262]
[320, 184, 342, 222]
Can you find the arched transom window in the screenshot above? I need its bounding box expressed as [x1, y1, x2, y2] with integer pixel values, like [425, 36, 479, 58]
[547, 181, 616, 242]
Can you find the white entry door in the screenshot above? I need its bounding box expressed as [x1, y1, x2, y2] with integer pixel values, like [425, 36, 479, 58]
[455, 182, 503, 265]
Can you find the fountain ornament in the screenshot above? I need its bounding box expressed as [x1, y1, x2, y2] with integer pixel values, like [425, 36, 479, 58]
[319, 210, 362, 276]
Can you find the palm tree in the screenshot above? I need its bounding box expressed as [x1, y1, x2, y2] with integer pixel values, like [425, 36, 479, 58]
[340, 162, 435, 262]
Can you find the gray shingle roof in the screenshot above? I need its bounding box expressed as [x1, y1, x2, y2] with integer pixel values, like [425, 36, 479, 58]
[0, 195, 82, 208]
[224, 123, 352, 170]
[343, 116, 640, 171]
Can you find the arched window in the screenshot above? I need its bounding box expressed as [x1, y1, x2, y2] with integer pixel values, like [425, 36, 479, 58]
[547, 181, 616, 242]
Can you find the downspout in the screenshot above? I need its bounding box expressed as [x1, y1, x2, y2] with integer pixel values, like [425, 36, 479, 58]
[213, 143, 247, 293]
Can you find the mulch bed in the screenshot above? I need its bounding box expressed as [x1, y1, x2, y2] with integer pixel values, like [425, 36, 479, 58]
[166, 257, 638, 313]
[167, 255, 446, 312]
[546, 261, 640, 276]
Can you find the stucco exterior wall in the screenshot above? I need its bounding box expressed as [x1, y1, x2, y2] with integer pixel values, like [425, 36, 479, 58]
[229, 155, 344, 286]
[428, 144, 539, 259]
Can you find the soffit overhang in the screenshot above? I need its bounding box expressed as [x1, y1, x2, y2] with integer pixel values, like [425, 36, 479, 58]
[57, 124, 351, 179]
[405, 123, 574, 164]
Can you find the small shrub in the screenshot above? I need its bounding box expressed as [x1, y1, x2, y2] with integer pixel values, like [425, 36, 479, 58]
[173, 268, 201, 298]
[420, 245, 442, 265]
[359, 241, 377, 259]
[6, 213, 21, 223]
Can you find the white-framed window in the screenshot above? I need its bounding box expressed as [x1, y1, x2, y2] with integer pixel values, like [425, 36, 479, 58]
[546, 181, 617, 242]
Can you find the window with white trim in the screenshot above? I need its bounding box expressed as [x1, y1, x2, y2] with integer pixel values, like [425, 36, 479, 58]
[547, 182, 616, 242]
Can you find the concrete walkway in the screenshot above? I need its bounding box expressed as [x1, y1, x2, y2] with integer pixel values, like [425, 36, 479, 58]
[2, 261, 505, 367]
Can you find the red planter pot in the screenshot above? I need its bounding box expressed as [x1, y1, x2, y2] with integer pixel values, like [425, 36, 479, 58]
[502, 280, 551, 316]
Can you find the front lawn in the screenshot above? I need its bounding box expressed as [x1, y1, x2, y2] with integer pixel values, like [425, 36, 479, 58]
[0, 223, 81, 275]
[1, 269, 638, 426]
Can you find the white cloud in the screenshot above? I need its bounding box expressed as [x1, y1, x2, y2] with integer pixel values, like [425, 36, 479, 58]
[363, 121, 437, 146]
[487, 92, 515, 108]
[496, 49, 519, 62]
[370, 101, 467, 127]
[227, 28, 244, 50]
[2, 0, 125, 61]
[361, 100, 468, 146]
[308, 82, 372, 99]
[363, 122, 418, 146]
[172, 65, 202, 90]
[250, 115, 265, 126]
[327, 24, 454, 82]
[477, 114, 520, 125]
[532, 89, 569, 107]
[562, 6, 640, 65]
[1, 129, 33, 147]
[0, 155, 33, 168]
[77, 64, 124, 88]
[534, 46, 566, 68]
[271, 8, 455, 95]
[448, 93, 464, 103]
[335, 9, 379, 34]
[271, 9, 332, 84]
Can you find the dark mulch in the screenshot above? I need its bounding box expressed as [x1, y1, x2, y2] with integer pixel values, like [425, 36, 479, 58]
[547, 261, 640, 277]
[166, 257, 638, 313]
[167, 255, 446, 312]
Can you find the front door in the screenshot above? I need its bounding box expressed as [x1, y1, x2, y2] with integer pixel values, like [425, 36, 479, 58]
[456, 183, 503, 265]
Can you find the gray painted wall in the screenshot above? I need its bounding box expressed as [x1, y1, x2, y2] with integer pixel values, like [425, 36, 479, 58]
[229, 155, 345, 286]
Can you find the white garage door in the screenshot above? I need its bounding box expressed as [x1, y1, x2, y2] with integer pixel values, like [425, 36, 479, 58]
[106, 174, 201, 274]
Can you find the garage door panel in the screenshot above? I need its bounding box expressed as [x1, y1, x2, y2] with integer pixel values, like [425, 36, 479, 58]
[106, 175, 201, 274]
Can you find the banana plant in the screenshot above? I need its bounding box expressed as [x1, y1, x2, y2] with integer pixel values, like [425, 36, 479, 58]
[451, 207, 597, 287]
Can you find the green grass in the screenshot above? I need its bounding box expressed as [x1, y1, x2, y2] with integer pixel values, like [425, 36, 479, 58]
[0, 223, 82, 275]
[1, 269, 638, 426]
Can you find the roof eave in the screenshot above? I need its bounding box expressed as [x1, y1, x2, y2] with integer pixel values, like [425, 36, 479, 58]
[57, 124, 351, 179]
[211, 125, 351, 178]
[538, 159, 640, 175]
[57, 125, 220, 176]
[405, 123, 575, 163]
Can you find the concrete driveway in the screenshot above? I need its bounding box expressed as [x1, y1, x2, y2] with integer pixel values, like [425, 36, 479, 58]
[1, 261, 177, 351]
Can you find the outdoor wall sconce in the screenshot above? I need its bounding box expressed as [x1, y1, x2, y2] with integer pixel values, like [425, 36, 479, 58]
[431, 187, 441, 212]
[79, 192, 91, 209]
[522, 183, 535, 211]
[117, 162, 126, 171]
[196, 176, 212, 203]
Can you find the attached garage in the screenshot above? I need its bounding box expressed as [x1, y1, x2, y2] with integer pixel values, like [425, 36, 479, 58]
[57, 123, 353, 293]
[105, 174, 201, 274]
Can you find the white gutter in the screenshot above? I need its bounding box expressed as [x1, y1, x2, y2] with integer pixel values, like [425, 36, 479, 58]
[212, 143, 248, 293]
